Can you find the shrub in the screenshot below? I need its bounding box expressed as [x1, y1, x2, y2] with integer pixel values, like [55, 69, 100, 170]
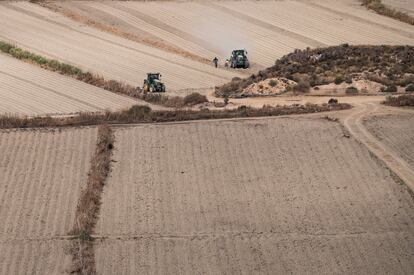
[293, 80, 310, 93]
[383, 84, 398, 93]
[346, 86, 359, 94]
[183, 92, 208, 106]
[405, 84, 414, 92]
[127, 105, 152, 118]
[269, 79, 278, 87]
[334, 75, 344, 84]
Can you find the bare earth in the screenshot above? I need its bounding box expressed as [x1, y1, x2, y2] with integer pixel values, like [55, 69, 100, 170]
[0, 54, 145, 116]
[0, 2, 241, 91]
[95, 117, 414, 274]
[0, 128, 97, 274]
[55, 0, 414, 68]
[364, 111, 414, 172]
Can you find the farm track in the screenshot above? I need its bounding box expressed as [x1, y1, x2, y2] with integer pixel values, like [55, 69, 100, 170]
[95, 118, 414, 274]
[0, 54, 143, 116]
[0, 128, 97, 274]
[362, 107, 414, 184]
[344, 103, 414, 193]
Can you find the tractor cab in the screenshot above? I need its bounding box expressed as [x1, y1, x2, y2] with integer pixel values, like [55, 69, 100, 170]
[230, 49, 250, 69]
[143, 73, 166, 93]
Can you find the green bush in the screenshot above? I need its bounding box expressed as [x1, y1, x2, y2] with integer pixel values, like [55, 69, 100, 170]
[269, 79, 278, 87]
[0, 41, 13, 53]
[334, 75, 344, 84]
[345, 86, 359, 94]
[405, 84, 414, 92]
[383, 84, 398, 93]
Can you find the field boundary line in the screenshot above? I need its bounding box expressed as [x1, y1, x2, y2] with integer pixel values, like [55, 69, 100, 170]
[68, 125, 115, 275]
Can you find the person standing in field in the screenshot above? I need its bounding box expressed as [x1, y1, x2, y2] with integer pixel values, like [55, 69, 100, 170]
[213, 57, 219, 68]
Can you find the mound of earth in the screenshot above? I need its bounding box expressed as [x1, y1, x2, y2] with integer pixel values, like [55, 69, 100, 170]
[237, 77, 295, 97]
[216, 45, 414, 98]
[313, 78, 385, 95]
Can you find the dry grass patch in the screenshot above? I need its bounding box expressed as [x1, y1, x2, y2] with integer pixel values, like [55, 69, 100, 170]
[383, 94, 414, 106]
[0, 103, 351, 130]
[70, 125, 114, 275]
[361, 0, 414, 25]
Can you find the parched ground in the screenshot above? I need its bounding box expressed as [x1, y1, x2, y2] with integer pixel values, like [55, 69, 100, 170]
[55, 0, 414, 68]
[0, 54, 142, 116]
[95, 117, 414, 274]
[0, 0, 413, 92]
[0, 2, 240, 91]
[364, 112, 414, 171]
[0, 128, 97, 275]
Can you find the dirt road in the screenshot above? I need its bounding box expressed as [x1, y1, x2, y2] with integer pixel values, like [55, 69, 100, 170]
[344, 102, 414, 192]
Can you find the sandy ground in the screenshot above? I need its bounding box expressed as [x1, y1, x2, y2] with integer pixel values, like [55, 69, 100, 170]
[95, 117, 414, 274]
[54, 0, 414, 69]
[0, 54, 149, 116]
[0, 2, 241, 91]
[383, 0, 414, 17]
[0, 128, 97, 274]
[364, 110, 414, 172]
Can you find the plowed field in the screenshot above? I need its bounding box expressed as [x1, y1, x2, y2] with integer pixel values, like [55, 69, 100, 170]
[0, 128, 97, 274]
[55, 0, 414, 68]
[0, 2, 241, 91]
[0, 54, 141, 116]
[95, 118, 414, 274]
[365, 112, 414, 171]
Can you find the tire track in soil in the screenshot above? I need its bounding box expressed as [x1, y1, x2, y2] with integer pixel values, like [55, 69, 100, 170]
[344, 102, 414, 193]
[4, 3, 232, 82]
[202, 2, 326, 48]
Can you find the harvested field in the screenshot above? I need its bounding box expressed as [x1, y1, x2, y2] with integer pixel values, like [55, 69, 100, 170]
[95, 118, 414, 274]
[364, 112, 414, 171]
[0, 127, 97, 274]
[54, 0, 414, 68]
[0, 2, 240, 91]
[0, 54, 142, 116]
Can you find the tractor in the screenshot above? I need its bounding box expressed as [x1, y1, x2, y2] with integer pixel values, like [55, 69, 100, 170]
[143, 73, 166, 93]
[229, 49, 249, 69]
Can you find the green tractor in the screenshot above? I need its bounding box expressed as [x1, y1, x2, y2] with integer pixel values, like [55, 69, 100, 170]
[143, 73, 166, 93]
[230, 49, 249, 69]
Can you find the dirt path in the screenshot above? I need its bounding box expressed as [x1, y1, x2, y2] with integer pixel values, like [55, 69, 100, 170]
[344, 102, 414, 192]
